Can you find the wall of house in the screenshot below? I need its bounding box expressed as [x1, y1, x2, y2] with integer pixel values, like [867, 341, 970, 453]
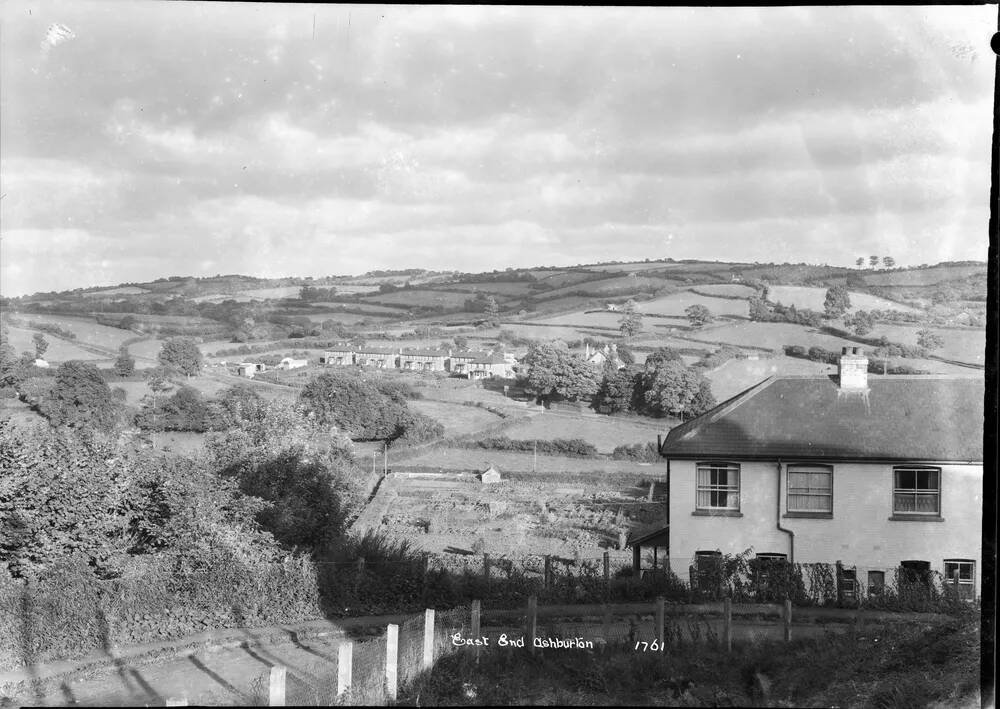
[668, 459, 982, 593]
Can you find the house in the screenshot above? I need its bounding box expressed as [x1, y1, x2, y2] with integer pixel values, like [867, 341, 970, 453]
[467, 354, 515, 379]
[606, 303, 621, 312]
[479, 465, 502, 484]
[33, 358, 49, 368]
[356, 347, 397, 369]
[657, 346, 983, 598]
[447, 350, 481, 376]
[277, 357, 308, 370]
[584, 342, 625, 370]
[236, 362, 266, 378]
[399, 348, 448, 372]
[320, 346, 355, 366]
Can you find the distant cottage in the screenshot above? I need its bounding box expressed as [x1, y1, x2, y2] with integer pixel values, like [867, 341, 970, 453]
[236, 362, 266, 378]
[479, 465, 502, 484]
[277, 357, 308, 370]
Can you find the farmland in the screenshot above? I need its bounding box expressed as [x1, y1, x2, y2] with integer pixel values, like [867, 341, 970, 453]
[706, 356, 836, 401]
[4, 326, 109, 362]
[538, 274, 677, 299]
[767, 285, 919, 313]
[691, 283, 757, 297]
[10, 314, 135, 352]
[360, 473, 664, 562]
[396, 446, 665, 475]
[361, 289, 471, 309]
[640, 290, 750, 317]
[866, 323, 985, 365]
[500, 411, 664, 454]
[860, 264, 985, 286]
[678, 321, 851, 352]
[408, 399, 506, 437]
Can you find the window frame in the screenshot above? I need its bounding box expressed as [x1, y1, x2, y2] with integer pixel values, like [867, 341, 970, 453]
[785, 464, 834, 518]
[694, 462, 741, 515]
[867, 570, 886, 596]
[943, 559, 975, 586]
[891, 466, 942, 520]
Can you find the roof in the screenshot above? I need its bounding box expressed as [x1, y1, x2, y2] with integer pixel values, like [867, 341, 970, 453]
[450, 350, 489, 360]
[400, 349, 448, 358]
[470, 355, 508, 365]
[356, 348, 396, 355]
[659, 375, 984, 464]
[629, 525, 669, 547]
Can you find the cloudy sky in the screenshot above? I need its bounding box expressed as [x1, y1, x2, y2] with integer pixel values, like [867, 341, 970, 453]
[0, 3, 994, 296]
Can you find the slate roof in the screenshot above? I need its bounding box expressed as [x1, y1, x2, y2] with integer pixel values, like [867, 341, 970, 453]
[400, 349, 448, 358]
[659, 375, 983, 463]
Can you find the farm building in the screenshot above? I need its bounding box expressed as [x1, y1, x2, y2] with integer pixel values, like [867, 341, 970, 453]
[277, 357, 308, 370]
[33, 358, 50, 368]
[467, 354, 515, 379]
[236, 362, 266, 378]
[320, 347, 355, 366]
[479, 465, 502, 484]
[399, 348, 448, 372]
[659, 346, 983, 598]
[356, 347, 397, 369]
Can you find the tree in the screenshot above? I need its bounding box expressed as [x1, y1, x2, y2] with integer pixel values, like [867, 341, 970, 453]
[643, 347, 683, 370]
[593, 364, 642, 414]
[844, 310, 875, 337]
[869, 255, 880, 269]
[747, 296, 771, 322]
[521, 342, 600, 404]
[118, 314, 138, 331]
[917, 329, 944, 352]
[823, 285, 852, 319]
[32, 333, 49, 359]
[37, 361, 121, 432]
[638, 359, 707, 418]
[618, 299, 643, 339]
[856, 257, 865, 269]
[114, 347, 136, 377]
[157, 337, 203, 376]
[484, 296, 501, 327]
[684, 304, 714, 327]
[882, 256, 895, 269]
[298, 370, 410, 440]
[453, 336, 469, 350]
[689, 378, 717, 417]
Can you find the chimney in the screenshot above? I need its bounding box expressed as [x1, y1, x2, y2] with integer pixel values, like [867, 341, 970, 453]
[838, 346, 868, 389]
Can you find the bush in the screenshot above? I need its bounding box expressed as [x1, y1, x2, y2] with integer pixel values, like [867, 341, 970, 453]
[611, 442, 660, 462]
[467, 436, 599, 457]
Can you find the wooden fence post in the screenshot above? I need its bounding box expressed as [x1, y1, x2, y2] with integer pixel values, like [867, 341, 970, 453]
[423, 609, 435, 670]
[544, 555, 551, 587]
[483, 553, 490, 586]
[337, 640, 353, 697]
[647, 481, 655, 501]
[603, 551, 610, 592]
[527, 596, 538, 654]
[723, 597, 732, 653]
[655, 597, 665, 646]
[268, 666, 286, 707]
[783, 599, 792, 642]
[386, 623, 399, 701]
[471, 599, 482, 664]
[952, 570, 960, 598]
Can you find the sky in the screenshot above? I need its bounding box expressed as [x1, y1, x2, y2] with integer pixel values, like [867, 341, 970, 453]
[0, 3, 995, 296]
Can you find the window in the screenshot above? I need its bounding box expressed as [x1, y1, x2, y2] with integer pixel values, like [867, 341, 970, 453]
[893, 467, 941, 515]
[943, 560, 975, 586]
[696, 463, 740, 510]
[787, 465, 833, 514]
[838, 567, 857, 600]
[867, 571, 885, 595]
[899, 560, 931, 586]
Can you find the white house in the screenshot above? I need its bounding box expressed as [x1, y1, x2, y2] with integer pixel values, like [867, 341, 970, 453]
[236, 362, 266, 378]
[658, 346, 983, 598]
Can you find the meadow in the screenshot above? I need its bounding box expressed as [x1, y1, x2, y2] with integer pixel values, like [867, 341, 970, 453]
[767, 285, 919, 313]
[691, 283, 757, 297]
[679, 321, 850, 352]
[396, 447, 664, 475]
[866, 323, 984, 365]
[12, 314, 136, 352]
[860, 264, 985, 286]
[4, 326, 108, 362]
[408, 399, 506, 437]
[705, 356, 835, 401]
[640, 291, 750, 317]
[500, 411, 666, 454]
[362, 289, 472, 309]
[538, 274, 677, 299]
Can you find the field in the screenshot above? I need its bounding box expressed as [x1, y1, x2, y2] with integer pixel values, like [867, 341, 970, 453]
[767, 285, 919, 313]
[640, 291, 750, 318]
[362, 289, 471, 309]
[408, 399, 505, 437]
[298, 311, 395, 324]
[861, 264, 985, 286]
[681, 321, 851, 352]
[364, 473, 664, 561]
[531, 270, 603, 288]
[397, 446, 665, 475]
[539, 274, 677, 299]
[81, 286, 150, 296]
[866, 324, 985, 365]
[128, 338, 166, 363]
[531, 310, 631, 329]
[496, 322, 616, 342]
[691, 283, 758, 297]
[12, 314, 136, 352]
[432, 282, 537, 297]
[500, 411, 665, 453]
[4, 326, 109, 362]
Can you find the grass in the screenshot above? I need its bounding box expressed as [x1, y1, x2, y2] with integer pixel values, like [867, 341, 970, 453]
[641, 291, 750, 318]
[864, 324, 984, 365]
[681, 321, 849, 351]
[4, 326, 109, 362]
[398, 447, 666, 474]
[860, 264, 985, 287]
[362, 290, 472, 309]
[396, 614, 980, 707]
[538, 274, 677, 300]
[767, 285, 920, 313]
[692, 283, 758, 297]
[11, 314, 137, 351]
[500, 412, 662, 454]
[409, 399, 505, 437]
[705, 356, 835, 401]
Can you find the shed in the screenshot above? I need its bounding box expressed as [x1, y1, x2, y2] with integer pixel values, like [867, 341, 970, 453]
[479, 465, 502, 484]
[628, 525, 669, 577]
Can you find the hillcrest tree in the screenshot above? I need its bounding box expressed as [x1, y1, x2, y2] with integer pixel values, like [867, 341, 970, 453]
[618, 299, 643, 339]
[823, 285, 852, 319]
[157, 337, 203, 376]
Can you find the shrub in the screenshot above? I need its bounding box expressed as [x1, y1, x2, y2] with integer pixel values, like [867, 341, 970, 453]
[610, 442, 660, 462]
